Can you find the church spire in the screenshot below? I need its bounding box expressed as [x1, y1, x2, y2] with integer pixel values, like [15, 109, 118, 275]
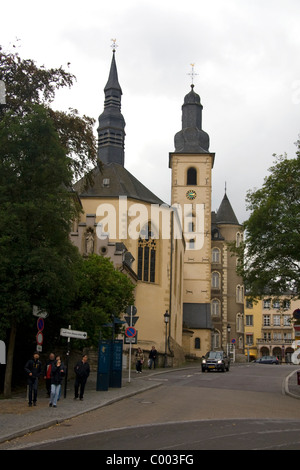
[174, 67, 210, 154]
[97, 43, 126, 166]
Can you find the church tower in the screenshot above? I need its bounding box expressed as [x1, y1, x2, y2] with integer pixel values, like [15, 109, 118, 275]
[97, 47, 126, 166]
[169, 83, 215, 357]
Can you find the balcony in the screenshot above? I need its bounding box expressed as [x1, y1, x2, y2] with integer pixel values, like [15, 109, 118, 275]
[256, 338, 293, 346]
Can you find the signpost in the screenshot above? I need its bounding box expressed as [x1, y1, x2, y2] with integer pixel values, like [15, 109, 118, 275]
[125, 306, 139, 383]
[60, 325, 87, 398]
[60, 328, 87, 340]
[33, 306, 48, 352]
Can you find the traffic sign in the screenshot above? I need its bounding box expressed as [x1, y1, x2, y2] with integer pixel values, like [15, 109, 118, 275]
[32, 305, 49, 319]
[36, 331, 43, 345]
[231, 338, 236, 344]
[126, 305, 137, 315]
[60, 328, 87, 340]
[125, 335, 137, 344]
[125, 327, 136, 338]
[124, 315, 139, 327]
[37, 317, 44, 332]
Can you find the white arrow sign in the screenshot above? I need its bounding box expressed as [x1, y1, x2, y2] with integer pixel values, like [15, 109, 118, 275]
[60, 328, 87, 340]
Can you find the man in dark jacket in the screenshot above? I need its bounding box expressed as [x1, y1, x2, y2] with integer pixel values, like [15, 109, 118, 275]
[74, 354, 90, 401]
[24, 352, 42, 406]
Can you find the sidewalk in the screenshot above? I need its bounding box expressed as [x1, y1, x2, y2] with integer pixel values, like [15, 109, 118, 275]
[0, 364, 299, 445]
[0, 366, 184, 445]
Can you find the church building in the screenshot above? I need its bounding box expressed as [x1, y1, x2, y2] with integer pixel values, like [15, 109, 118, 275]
[70, 48, 244, 365]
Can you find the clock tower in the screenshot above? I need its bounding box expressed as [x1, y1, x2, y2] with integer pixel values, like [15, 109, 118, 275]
[169, 84, 215, 355]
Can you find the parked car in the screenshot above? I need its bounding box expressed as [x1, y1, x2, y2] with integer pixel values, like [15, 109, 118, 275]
[202, 351, 230, 372]
[255, 355, 279, 364]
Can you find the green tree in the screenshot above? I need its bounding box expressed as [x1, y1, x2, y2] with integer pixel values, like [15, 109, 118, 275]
[0, 45, 98, 183]
[235, 146, 300, 300]
[68, 255, 135, 347]
[0, 45, 99, 396]
[0, 105, 82, 397]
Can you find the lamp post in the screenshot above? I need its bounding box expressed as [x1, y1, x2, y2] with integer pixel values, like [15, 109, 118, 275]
[164, 310, 170, 368]
[227, 323, 231, 356]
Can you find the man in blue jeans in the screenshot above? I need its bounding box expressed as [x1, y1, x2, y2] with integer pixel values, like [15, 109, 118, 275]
[74, 354, 90, 400]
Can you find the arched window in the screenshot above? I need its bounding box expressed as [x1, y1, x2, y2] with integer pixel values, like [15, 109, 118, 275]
[212, 271, 220, 289]
[212, 247, 220, 263]
[187, 167, 197, 185]
[236, 285, 244, 303]
[195, 337, 200, 349]
[212, 330, 220, 349]
[138, 222, 157, 283]
[211, 299, 220, 317]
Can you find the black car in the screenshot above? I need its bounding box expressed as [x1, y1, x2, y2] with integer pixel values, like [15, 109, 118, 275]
[255, 355, 279, 364]
[202, 351, 230, 372]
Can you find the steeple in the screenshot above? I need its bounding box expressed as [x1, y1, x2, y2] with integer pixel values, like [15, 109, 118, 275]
[97, 47, 126, 166]
[174, 84, 210, 153]
[216, 192, 240, 225]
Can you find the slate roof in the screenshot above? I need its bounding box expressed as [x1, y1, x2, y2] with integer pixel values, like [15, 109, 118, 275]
[74, 162, 166, 205]
[216, 192, 240, 225]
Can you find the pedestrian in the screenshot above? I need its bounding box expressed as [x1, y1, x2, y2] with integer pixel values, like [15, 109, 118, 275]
[44, 352, 55, 397]
[135, 347, 144, 373]
[74, 354, 90, 401]
[49, 356, 65, 408]
[148, 345, 157, 369]
[24, 352, 42, 407]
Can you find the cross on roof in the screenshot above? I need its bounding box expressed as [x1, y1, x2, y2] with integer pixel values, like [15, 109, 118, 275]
[187, 63, 198, 86]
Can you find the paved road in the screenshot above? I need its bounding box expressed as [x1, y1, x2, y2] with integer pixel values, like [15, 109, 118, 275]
[3, 363, 300, 450]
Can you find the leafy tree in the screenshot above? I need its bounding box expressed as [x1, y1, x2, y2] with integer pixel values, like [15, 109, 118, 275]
[68, 255, 135, 347]
[234, 146, 300, 300]
[0, 45, 98, 183]
[0, 105, 82, 397]
[0, 45, 99, 396]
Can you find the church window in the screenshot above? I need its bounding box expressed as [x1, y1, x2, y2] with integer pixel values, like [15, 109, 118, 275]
[212, 247, 220, 263]
[194, 337, 200, 349]
[211, 299, 220, 317]
[212, 271, 220, 289]
[138, 222, 157, 283]
[187, 167, 197, 185]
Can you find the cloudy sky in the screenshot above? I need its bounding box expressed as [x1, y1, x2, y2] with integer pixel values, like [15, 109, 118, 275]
[2, 0, 300, 223]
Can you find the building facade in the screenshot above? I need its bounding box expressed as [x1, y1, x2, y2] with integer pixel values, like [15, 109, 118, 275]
[245, 296, 297, 362]
[70, 49, 244, 364]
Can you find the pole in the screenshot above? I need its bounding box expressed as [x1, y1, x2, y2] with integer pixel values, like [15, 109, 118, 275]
[64, 325, 71, 398]
[128, 306, 132, 383]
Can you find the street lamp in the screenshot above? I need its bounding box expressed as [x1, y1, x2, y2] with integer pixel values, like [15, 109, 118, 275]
[227, 324, 231, 356]
[164, 310, 170, 368]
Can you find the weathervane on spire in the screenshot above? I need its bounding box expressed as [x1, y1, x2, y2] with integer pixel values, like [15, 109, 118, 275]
[187, 63, 198, 87]
[111, 38, 118, 52]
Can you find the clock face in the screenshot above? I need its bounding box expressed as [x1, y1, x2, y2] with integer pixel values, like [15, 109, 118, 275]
[186, 190, 197, 200]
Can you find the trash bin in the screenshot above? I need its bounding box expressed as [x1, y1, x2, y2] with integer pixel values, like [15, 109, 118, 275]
[297, 371, 300, 386]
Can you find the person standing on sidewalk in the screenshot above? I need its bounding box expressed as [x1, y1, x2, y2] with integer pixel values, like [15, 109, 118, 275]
[24, 352, 42, 407]
[49, 356, 65, 408]
[135, 347, 144, 373]
[44, 352, 55, 397]
[148, 346, 157, 369]
[74, 354, 90, 401]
